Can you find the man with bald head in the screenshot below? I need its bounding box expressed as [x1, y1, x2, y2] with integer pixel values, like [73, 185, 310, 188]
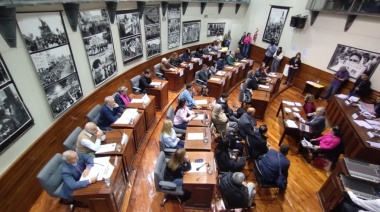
[76, 122, 105, 155]
[238, 107, 257, 137]
[98, 96, 123, 131]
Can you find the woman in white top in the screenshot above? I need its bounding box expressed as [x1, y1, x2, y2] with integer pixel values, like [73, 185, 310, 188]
[160, 119, 184, 149]
[173, 98, 197, 130]
[337, 188, 380, 212]
[271, 47, 283, 72]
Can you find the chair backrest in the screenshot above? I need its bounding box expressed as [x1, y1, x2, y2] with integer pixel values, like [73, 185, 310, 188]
[195, 71, 201, 83]
[154, 63, 163, 79]
[86, 104, 102, 124]
[191, 51, 196, 57]
[159, 134, 166, 152]
[179, 53, 184, 60]
[245, 135, 254, 159]
[238, 83, 247, 102]
[131, 75, 141, 94]
[154, 151, 167, 191]
[166, 106, 175, 121]
[63, 126, 82, 150]
[247, 70, 253, 79]
[37, 153, 63, 197]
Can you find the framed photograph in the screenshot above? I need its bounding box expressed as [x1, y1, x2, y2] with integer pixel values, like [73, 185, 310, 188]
[144, 5, 161, 58]
[327, 44, 380, 79]
[120, 36, 143, 64]
[146, 38, 161, 58]
[0, 54, 34, 154]
[262, 6, 289, 45]
[168, 4, 181, 49]
[16, 11, 83, 118]
[145, 24, 161, 40]
[78, 9, 118, 87]
[144, 6, 160, 25]
[207, 22, 225, 37]
[168, 33, 180, 49]
[182, 20, 201, 45]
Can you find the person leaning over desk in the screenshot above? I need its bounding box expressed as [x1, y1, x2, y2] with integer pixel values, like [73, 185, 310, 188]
[114, 86, 131, 109]
[76, 122, 105, 155]
[98, 96, 123, 131]
[139, 69, 157, 94]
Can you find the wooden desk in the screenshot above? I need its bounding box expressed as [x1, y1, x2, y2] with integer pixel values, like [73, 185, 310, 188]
[190, 58, 202, 73]
[111, 110, 146, 151]
[233, 62, 245, 81]
[219, 70, 233, 93]
[202, 54, 213, 67]
[183, 152, 217, 209]
[251, 90, 270, 120]
[267, 72, 283, 94]
[73, 157, 126, 212]
[187, 110, 212, 127]
[184, 127, 212, 151]
[193, 96, 215, 110]
[258, 83, 274, 97]
[181, 62, 195, 84]
[146, 79, 168, 110]
[240, 59, 254, 78]
[128, 94, 156, 131]
[207, 76, 226, 99]
[165, 68, 185, 92]
[223, 66, 238, 87]
[303, 81, 324, 99]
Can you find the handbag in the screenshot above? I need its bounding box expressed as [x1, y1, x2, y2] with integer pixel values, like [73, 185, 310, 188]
[275, 153, 287, 190]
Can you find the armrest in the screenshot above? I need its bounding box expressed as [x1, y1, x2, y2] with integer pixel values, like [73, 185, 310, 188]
[196, 79, 205, 83]
[159, 181, 177, 190]
[133, 87, 141, 91]
[156, 72, 164, 76]
[176, 133, 183, 138]
[164, 148, 177, 154]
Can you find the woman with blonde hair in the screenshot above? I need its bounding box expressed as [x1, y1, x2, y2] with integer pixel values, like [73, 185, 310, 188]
[160, 119, 184, 149]
[164, 148, 191, 186]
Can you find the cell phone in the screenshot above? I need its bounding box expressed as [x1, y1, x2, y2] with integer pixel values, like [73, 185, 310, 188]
[195, 159, 203, 163]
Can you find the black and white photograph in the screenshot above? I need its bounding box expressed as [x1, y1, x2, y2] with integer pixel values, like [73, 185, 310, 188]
[168, 33, 180, 49]
[262, 6, 289, 45]
[116, 11, 140, 39]
[182, 20, 201, 45]
[30, 45, 76, 88]
[0, 58, 11, 87]
[45, 74, 83, 117]
[146, 38, 161, 58]
[121, 36, 143, 63]
[207, 22, 225, 37]
[0, 54, 34, 154]
[168, 19, 180, 34]
[327, 44, 380, 79]
[16, 12, 68, 53]
[78, 9, 118, 87]
[79, 10, 110, 37]
[168, 4, 181, 49]
[145, 24, 161, 40]
[144, 6, 160, 25]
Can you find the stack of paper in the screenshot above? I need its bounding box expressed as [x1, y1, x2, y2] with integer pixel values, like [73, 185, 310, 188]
[195, 99, 208, 105]
[284, 107, 292, 113]
[336, 94, 348, 99]
[286, 120, 298, 128]
[367, 141, 380, 149]
[115, 109, 139, 124]
[187, 133, 204, 140]
[150, 81, 162, 86]
[283, 101, 295, 106]
[95, 143, 116, 153]
[354, 120, 374, 129]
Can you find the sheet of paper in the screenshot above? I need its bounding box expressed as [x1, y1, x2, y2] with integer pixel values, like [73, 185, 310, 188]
[336, 94, 348, 99]
[292, 107, 300, 112]
[209, 77, 220, 81]
[284, 107, 292, 113]
[189, 63, 193, 70]
[283, 101, 295, 106]
[366, 119, 380, 126]
[188, 162, 207, 173]
[179, 69, 184, 76]
[193, 114, 204, 120]
[187, 133, 204, 140]
[150, 82, 161, 86]
[95, 143, 116, 153]
[295, 102, 303, 107]
[367, 141, 380, 149]
[286, 120, 298, 128]
[131, 98, 144, 103]
[195, 99, 208, 104]
[79, 157, 111, 181]
[351, 113, 358, 119]
[259, 85, 270, 89]
[354, 120, 373, 129]
[359, 101, 376, 114]
[215, 71, 225, 76]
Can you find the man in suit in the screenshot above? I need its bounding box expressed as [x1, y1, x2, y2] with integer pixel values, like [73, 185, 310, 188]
[198, 64, 210, 86]
[59, 150, 97, 201]
[98, 96, 123, 131]
[139, 69, 157, 93]
[217, 93, 239, 122]
[258, 144, 290, 192]
[76, 122, 105, 155]
[238, 107, 257, 137]
[349, 72, 371, 99]
[301, 106, 326, 138]
[247, 125, 269, 160]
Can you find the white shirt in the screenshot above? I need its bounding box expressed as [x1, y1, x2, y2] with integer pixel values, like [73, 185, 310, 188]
[81, 129, 106, 151]
[215, 35, 223, 48]
[347, 191, 380, 212]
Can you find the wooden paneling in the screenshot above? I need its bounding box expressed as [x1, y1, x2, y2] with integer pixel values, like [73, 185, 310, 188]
[0, 43, 211, 212]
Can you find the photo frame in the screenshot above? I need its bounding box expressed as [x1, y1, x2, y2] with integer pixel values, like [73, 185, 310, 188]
[116, 9, 143, 64]
[16, 11, 83, 118]
[0, 54, 34, 154]
[207, 22, 225, 37]
[78, 9, 118, 87]
[327, 44, 380, 79]
[144, 5, 161, 58]
[262, 6, 289, 45]
[182, 20, 201, 45]
[168, 4, 181, 49]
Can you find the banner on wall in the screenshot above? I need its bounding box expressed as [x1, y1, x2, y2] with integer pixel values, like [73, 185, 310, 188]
[144, 5, 162, 58]
[16, 12, 83, 118]
[167, 4, 181, 49]
[78, 9, 118, 87]
[116, 9, 143, 64]
[182, 20, 201, 45]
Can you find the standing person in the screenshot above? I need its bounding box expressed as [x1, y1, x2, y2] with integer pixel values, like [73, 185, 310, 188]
[214, 31, 224, 49]
[164, 148, 191, 186]
[223, 30, 232, 48]
[263, 40, 277, 67]
[271, 47, 283, 72]
[349, 72, 371, 99]
[242, 33, 252, 58]
[160, 119, 185, 149]
[284, 52, 302, 86]
[114, 86, 131, 109]
[320, 66, 350, 101]
[238, 32, 246, 50]
[173, 98, 197, 130]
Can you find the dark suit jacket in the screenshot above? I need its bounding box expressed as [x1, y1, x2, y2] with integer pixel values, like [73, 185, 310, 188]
[138, 75, 154, 92]
[258, 149, 290, 183]
[238, 113, 257, 137]
[246, 77, 259, 90]
[98, 104, 123, 130]
[59, 152, 93, 200]
[198, 70, 209, 82]
[248, 131, 269, 159]
[288, 57, 301, 72]
[114, 93, 131, 109]
[219, 172, 249, 208]
[305, 115, 326, 137]
[350, 78, 371, 98]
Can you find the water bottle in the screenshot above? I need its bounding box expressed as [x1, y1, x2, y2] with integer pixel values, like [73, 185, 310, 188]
[204, 128, 208, 143]
[207, 164, 213, 175]
[104, 178, 111, 187]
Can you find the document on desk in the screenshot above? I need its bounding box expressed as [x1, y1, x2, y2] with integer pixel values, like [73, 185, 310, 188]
[115, 109, 139, 124]
[283, 101, 295, 106]
[366, 119, 380, 126]
[189, 63, 193, 70]
[292, 107, 300, 112]
[187, 133, 204, 140]
[80, 157, 111, 181]
[150, 82, 162, 86]
[195, 99, 208, 104]
[259, 85, 270, 89]
[131, 98, 144, 103]
[284, 107, 292, 113]
[286, 120, 298, 128]
[188, 163, 207, 173]
[209, 77, 220, 81]
[366, 141, 380, 149]
[336, 94, 348, 99]
[354, 120, 373, 129]
[193, 114, 204, 120]
[95, 143, 116, 153]
[215, 71, 225, 76]
[179, 69, 184, 76]
[295, 102, 303, 107]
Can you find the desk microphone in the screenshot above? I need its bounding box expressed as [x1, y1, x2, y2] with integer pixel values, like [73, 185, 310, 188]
[196, 162, 209, 171]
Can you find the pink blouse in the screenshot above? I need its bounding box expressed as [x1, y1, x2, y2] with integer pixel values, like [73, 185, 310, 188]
[173, 107, 194, 125]
[316, 132, 340, 150]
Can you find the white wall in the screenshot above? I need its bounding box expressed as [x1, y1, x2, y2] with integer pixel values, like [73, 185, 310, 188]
[0, 2, 247, 175]
[246, 0, 380, 91]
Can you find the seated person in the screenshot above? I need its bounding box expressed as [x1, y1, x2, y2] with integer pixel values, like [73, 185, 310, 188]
[310, 126, 341, 160]
[349, 72, 371, 99]
[238, 107, 257, 137]
[235, 48, 244, 61]
[59, 150, 97, 201]
[164, 148, 191, 186]
[226, 51, 236, 65]
[179, 83, 199, 109]
[217, 93, 239, 123]
[216, 56, 226, 70]
[195, 46, 204, 57]
[215, 137, 246, 172]
[303, 93, 316, 120]
[246, 73, 259, 90]
[173, 98, 197, 130]
[255, 66, 268, 85]
[337, 187, 380, 212]
[300, 107, 326, 138]
[114, 86, 131, 109]
[169, 52, 183, 67]
[219, 172, 256, 208]
[161, 58, 176, 74]
[181, 48, 191, 62]
[139, 69, 156, 94]
[160, 119, 184, 149]
[211, 41, 219, 52]
[212, 104, 238, 133]
[197, 64, 210, 86]
[98, 96, 123, 131]
[209, 62, 218, 76]
[258, 144, 290, 191]
[76, 122, 105, 155]
[375, 96, 380, 118]
[248, 125, 269, 160]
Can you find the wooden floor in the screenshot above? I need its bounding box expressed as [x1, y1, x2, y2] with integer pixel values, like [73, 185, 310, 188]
[31, 76, 331, 212]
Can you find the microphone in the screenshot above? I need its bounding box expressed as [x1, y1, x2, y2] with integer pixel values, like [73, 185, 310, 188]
[196, 162, 209, 171]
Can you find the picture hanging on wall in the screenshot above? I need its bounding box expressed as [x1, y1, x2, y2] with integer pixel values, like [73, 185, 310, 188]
[262, 6, 289, 45]
[16, 12, 83, 118]
[116, 9, 143, 64]
[207, 22, 225, 37]
[327, 44, 380, 80]
[167, 4, 181, 49]
[182, 20, 201, 45]
[144, 5, 161, 58]
[78, 9, 118, 87]
[0, 54, 34, 154]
